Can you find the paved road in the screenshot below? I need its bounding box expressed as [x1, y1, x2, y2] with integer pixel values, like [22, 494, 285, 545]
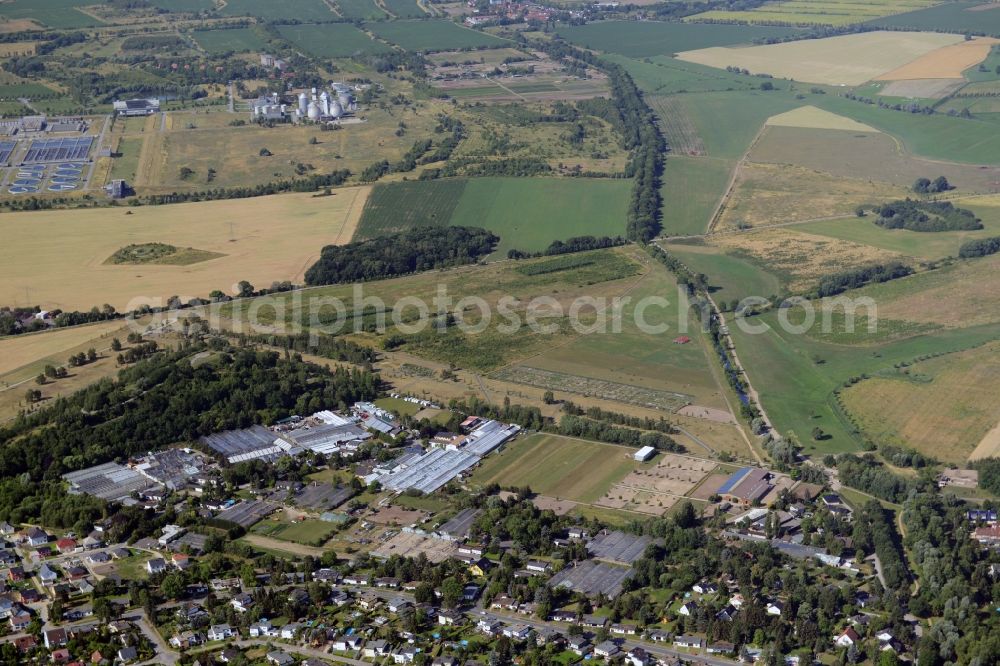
[235, 639, 367, 665]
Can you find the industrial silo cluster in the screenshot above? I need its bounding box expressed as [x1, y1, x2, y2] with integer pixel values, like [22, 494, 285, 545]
[295, 85, 355, 123]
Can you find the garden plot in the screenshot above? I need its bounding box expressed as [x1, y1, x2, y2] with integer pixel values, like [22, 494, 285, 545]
[372, 531, 458, 563]
[491, 365, 693, 412]
[596, 453, 715, 516]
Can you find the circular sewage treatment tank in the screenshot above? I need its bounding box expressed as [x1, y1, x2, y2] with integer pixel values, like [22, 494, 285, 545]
[50, 177, 78, 185]
[48, 183, 77, 192]
[9, 185, 38, 194]
[13, 179, 40, 187]
[57, 163, 83, 169]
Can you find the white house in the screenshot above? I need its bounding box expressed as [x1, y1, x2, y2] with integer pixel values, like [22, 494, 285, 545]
[678, 601, 698, 616]
[145, 558, 166, 575]
[766, 601, 784, 616]
[208, 624, 233, 641]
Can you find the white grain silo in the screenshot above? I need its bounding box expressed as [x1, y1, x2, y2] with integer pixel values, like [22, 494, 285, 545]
[319, 91, 330, 116]
[337, 91, 353, 111]
[306, 100, 320, 121]
[329, 100, 343, 119]
[297, 92, 308, 115]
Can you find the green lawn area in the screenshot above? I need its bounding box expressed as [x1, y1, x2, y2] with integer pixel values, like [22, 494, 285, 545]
[252, 518, 337, 545]
[470, 433, 638, 503]
[365, 19, 508, 52]
[220, 0, 334, 20]
[355, 177, 633, 257]
[663, 242, 783, 303]
[114, 552, 151, 581]
[374, 396, 421, 417]
[607, 54, 759, 96]
[110, 137, 142, 182]
[674, 91, 800, 160]
[660, 156, 733, 236]
[554, 21, 803, 58]
[0, 82, 58, 98]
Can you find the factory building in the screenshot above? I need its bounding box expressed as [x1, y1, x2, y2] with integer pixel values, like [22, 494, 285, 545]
[249, 92, 288, 121]
[113, 98, 160, 117]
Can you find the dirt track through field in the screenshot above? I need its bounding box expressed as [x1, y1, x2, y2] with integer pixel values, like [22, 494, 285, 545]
[970, 420, 1000, 460]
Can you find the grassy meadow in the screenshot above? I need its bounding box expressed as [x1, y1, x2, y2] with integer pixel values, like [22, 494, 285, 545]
[193, 28, 268, 54]
[276, 23, 391, 57]
[366, 20, 508, 51]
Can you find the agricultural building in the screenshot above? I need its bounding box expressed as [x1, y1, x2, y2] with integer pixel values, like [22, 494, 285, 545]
[716, 467, 773, 506]
[633, 445, 656, 462]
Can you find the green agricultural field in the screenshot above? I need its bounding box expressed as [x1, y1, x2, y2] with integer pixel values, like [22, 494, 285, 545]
[220, 0, 334, 21]
[0, 0, 103, 28]
[470, 433, 639, 503]
[383, 0, 428, 18]
[674, 91, 800, 159]
[193, 28, 268, 54]
[336, 0, 387, 19]
[607, 55, 760, 96]
[660, 156, 733, 236]
[867, 1, 1000, 35]
[148, 0, 215, 10]
[366, 20, 508, 52]
[253, 518, 338, 545]
[555, 21, 803, 58]
[355, 177, 632, 256]
[731, 306, 1000, 454]
[374, 396, 422, 417]
[693, 0, 939, 27]
[0, 82, 58, 98]
[276, 23, 391, 57]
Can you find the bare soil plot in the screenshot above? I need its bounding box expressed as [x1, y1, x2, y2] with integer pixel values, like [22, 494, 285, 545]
[596, 453, 715, 515]
[689, 473, 730, 500]
[765, 106, 878, 132]
[717, 161, 910, 231]
[371, 531, 457, 562]
[677, 31, 963, 86]
[877, 37, 999, 80]
[841, 341, 1000, 464]
[749, 125, 1000, 193]
[971, 423, 1000, 460]
[0, 188, 368, 311]
[368, 506, 426, 526]
[880, 78, 966, 99]
[677, 405, 735, 423]
[713, 227, 909, 292]
[531, 496, 577, 515]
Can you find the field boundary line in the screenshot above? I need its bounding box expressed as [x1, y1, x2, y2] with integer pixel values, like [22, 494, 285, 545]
[706, 122, 767, 234]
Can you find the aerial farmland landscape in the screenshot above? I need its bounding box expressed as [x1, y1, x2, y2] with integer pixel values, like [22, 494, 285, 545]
[2, 0, 1000, 664]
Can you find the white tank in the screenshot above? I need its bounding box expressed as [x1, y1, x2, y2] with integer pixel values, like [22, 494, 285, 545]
[337, 92, 352, 109]
[320, 91, 330, 116]
[328, 100, 343, 118]
[297, 92, 308, 114]
[306, 101, 320, 120]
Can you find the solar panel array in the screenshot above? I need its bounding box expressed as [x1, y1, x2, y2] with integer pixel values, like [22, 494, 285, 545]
[23, 136, 93, 163]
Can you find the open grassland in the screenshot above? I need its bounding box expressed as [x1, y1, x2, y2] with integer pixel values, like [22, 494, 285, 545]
[649, 96, 707, 156]
[110, 137, 142, 182]
[554, 21, 803, 58]
[0, 0, 102, 28]
[868, 1, 1000, 34]
[730, 308, 1000, 454]
[470, 433, 640, 503]
[712, 227, 910, 293]
[878, 78, 966, 99]
[220, 0, 334, 20]
[150, 107, 434, 192]
[877, 37, 998, 80]
[795, 207, 1000, 260]
[518, 261, 731, 411]
[750, 124, 1000, 188]
[717, 161, 910, 231]
[663, 241, 782, 303]
[677, 32, 963, 86]
[383, 0, 429, 18]
[839, 341, 1000, 463]
[276, 23, 391, 57]
[355, 177, 632, 256]
[365, 20, 507, 51]
[660, 156, 734, 236]
[252, 518, 338, 545]
[0, 189, 369, 311]
[691, 0, 940, 26]
[193, 28, 269, 54]
[0, 321, 127, 380]
[855, 251, 1000, 329]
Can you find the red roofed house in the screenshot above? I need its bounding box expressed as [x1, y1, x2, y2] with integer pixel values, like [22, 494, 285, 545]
[51, 648, 71, 663]
[56, 538, 77, 553]
[835, 627, 860, 648]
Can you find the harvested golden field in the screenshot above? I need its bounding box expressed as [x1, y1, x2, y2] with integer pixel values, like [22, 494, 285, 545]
[714, 227, 908, 292]
[0, 321, 127, 379]
[717, 162, 910, 230]
[0, 189, 368, 311]
[765, 106, 878, 132]
[677, 31, 963, 86]
[840, 341, 1000, 464]
[877, 36, 999, 80]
